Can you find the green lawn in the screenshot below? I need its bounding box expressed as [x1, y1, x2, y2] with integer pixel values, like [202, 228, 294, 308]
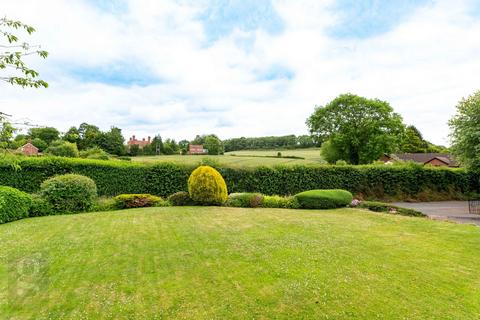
[132, 148, 325, 167]
[1, 207, 480, 319]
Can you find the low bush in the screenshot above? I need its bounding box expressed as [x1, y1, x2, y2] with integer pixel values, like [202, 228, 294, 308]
[295, 189, 353, 209]
[188, 166, 228, 205]
[357, 201, 425, 217]
[40, 174, 97, 213]
[0, 186, 32, 224]
[168, 191, 194, 206]
[113, 194, 163, 209]
[45, 140, 79, 158]
[29, 194, 54, 217]
[79, 147, 110, 160]
[91, 197, 117, 212]
[261, 195, 300, 209]
[226, 193, 264, 208]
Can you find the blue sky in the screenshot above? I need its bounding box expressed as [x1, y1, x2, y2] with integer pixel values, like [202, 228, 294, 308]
[2, 0, 480, 144]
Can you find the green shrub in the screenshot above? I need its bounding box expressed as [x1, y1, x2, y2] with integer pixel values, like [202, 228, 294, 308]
[40, 174, 97, 213]
[295, 189, 353, 209]
[80, 147, 110, 160]
[113, 194, 163, 209]
[0, 186, 32, 224]
[226, 193, 264, 208]
[357, 201, 425, 217]
[29, 194, 54, 217]
[45, 141, 79, 158]
[91, 197, 117, 212]
[261, 195, 300, 209]
[188, 166, 228, 205]
[168, 191, 194, 206]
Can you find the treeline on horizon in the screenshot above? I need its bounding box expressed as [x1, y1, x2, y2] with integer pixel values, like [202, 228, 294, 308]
[8, 122, 448, 158]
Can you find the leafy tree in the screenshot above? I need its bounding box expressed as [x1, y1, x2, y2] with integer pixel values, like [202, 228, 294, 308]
[191, 135, 206, 145]
[128, 144, 140, 156]
[400, 125, 427, 153]
[27, 127, 59, 145]
[143, 135, 163, 155]
[0, 114, 15, 149]
[45, 140, 79, 158]
[178, 139, 189, 154]
[163, 138, 179, 155]
[77, 123, 102, 150]
[0, 17, 48, 88]
[204, 135, 224, 155]
[31, 138, 48, 152]
[449, 90, 480, 170]
[320, 139, 343, 164]
[97, 127, 125, 156]
[307, 93, 405, 164]
[63, 126, 80, 145]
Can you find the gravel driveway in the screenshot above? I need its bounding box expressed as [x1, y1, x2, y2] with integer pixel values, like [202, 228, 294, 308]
[392, 201, 480, 226]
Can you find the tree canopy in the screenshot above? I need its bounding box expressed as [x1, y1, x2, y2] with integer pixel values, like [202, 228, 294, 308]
[449, 90, 480, 170]
[307, 93, 405, 164]
[0, 17, 48, 88]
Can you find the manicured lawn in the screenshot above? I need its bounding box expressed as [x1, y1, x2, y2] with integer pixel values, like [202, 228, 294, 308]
[133, 148, 325, 167]
[1, 207, 479, 319]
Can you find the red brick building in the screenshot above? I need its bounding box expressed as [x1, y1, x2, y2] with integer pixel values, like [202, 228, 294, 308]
[127, 135, 151, 149]
[188, 144, 206, 155]
[18, 142, 39, 156]
[380, 153, 458, 167]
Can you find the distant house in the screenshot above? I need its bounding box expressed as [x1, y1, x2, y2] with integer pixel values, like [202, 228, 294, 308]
[380, 153, 458, 167]
[18, 142, 39, 156]
[127, 135, 151, 149]
[188, 144, 207, 155]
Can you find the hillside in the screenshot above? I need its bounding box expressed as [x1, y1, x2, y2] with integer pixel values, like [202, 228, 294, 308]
[132, 148, 325, 168]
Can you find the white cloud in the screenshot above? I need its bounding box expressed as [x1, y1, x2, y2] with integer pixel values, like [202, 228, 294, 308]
[1, 0, 479, 145]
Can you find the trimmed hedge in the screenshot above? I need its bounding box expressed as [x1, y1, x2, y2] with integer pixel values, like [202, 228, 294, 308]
[295, 189, 353, 209]
[0, 157, 478, 200]
[357, 201, 425, 217]
[0, 186, 32, 224]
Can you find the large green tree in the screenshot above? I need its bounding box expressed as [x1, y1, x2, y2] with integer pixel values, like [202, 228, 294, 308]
[449, 90, 480, 170]
[307, 93, 405, 164]
[27, 127, 60, 145]
[204, 135, 224, 155]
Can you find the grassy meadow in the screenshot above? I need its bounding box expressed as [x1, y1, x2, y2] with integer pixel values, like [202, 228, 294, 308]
[1, 206, 479, 319]
[132, 148, 325, 167]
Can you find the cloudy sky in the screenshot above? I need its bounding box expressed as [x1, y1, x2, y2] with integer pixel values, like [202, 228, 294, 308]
[1, 0, 480, 145]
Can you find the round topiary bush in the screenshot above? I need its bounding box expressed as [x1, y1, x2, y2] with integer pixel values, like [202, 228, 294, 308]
[188, 166, 228, 205]
[0, 186, 32, 224]
[40, 174, 97, 213]
[294, 189, 353, 209]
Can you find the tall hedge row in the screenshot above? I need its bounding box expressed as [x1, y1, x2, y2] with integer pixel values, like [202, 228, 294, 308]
[0, 157, 478, 199]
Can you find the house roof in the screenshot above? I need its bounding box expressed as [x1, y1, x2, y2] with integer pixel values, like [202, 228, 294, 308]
[384, 153, 458, 167]
[19, 142, 39, 151]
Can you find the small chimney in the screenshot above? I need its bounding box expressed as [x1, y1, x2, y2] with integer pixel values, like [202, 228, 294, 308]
[148, 136, 151, 143]
[142, 138, 145, 141]
[133, 135, 136, 140]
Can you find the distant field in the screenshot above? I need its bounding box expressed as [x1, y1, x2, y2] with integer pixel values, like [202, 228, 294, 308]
[132, 148, 324, 167]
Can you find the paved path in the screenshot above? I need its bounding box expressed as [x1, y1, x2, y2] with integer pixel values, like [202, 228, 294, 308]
[393, 201, 480, 226]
